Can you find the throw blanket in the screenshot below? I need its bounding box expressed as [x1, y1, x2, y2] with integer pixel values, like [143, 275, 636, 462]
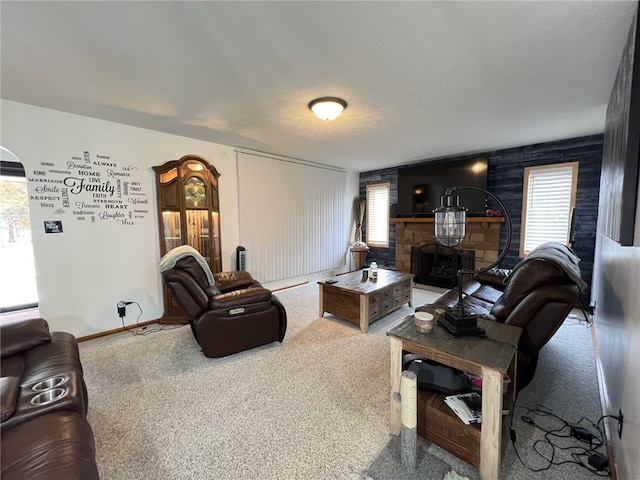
[507, 242, 588, 292]
[159, 245, 215, 285]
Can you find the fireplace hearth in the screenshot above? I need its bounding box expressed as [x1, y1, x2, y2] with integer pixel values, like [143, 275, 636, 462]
[411, 243, 475, 288]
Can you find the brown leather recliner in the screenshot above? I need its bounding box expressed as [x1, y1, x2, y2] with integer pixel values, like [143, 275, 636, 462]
[161, 256, 287, 358]
[417, 242, 585, 391]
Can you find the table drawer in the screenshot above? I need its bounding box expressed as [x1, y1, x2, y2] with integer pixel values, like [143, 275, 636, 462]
[393, 292, 411, 307]
[381, 299, 393, 313]
[381, 287, 393, 302]
[369, 293, 381, 307]
[393, 280, 412, 296]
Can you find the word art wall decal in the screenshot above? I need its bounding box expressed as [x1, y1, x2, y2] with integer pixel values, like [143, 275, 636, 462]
[28, 150, 150, 227]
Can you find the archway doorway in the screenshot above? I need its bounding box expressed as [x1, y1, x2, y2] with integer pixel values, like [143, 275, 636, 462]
[0, 147, 38, 313]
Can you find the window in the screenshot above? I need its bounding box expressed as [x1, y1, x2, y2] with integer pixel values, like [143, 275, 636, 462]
[0, 158, 38, 311]
[366, 183, 390, 247]
[520, 162, 578, 257]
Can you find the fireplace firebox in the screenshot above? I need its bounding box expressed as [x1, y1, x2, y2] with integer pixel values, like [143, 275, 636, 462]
[410, 243, 475, 288]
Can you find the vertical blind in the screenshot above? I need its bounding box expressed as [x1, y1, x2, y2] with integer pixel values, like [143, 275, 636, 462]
[366, 183, 390, 247]
[236, 150, 347, 283]
[520, 162, 578, 256]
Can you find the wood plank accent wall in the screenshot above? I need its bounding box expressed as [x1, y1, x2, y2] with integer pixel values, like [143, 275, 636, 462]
[359, 167, 398, 268]
[488, 135, 603, 304]
[359, 134, 603, 303]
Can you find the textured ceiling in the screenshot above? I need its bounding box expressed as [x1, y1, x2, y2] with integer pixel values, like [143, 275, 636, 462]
[1, 1, 637, 172]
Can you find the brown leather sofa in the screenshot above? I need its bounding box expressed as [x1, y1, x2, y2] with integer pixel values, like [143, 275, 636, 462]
[162, 256, 287, 358]
[1, 317, 99, 479]
[417, 242, 586, 391]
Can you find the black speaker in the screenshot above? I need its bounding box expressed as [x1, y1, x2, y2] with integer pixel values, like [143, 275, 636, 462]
[390, 203, 397, 218]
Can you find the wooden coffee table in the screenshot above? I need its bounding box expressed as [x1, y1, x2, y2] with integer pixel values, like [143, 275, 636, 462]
[387, 316, 521, 479]
[318, 269, 413, 333]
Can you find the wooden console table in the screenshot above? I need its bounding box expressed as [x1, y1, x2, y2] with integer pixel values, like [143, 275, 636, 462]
[349, 245, 370, 271]
[387, 316, 521, 479]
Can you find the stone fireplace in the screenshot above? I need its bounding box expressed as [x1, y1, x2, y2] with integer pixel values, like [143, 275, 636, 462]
[393, 217, 503, 278]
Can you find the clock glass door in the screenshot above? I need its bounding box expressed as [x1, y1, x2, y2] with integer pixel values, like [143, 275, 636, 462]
[162, 211, 182, 252]
[185, 210, 210, 262]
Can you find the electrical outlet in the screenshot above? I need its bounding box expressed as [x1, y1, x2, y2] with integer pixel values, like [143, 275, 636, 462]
[618, 409, 623, 439]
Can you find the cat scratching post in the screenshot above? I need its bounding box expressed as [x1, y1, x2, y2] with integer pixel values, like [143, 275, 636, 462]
[400, 370, 417, 473]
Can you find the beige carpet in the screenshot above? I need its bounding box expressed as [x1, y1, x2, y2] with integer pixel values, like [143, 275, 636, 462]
[80, 283, 445, 479]
[79, 282, 605, 479]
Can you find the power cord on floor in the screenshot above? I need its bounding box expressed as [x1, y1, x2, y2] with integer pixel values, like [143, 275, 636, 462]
[509, 404, 610, 476]
[578, 297, 593, 326]
[119, 302, 184, 336]
[561, 298, 593, 328]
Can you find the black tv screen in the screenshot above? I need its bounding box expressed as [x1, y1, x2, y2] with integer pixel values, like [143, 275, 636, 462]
[396, 157, 488, 217]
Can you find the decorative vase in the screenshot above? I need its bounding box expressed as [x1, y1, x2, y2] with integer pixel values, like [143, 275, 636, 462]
[354, 223, 363, 245]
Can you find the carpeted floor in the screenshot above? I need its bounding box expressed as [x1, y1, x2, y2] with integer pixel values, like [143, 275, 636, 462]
[79, 282, 606, 479]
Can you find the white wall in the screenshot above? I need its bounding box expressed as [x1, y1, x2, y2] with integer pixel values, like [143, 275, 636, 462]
[1, 100, 358, 338]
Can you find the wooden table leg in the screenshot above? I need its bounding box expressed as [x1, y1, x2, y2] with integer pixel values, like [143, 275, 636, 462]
[479, 367, 503, 480]
[401, 370, 418, 473]
[318, 283, 324, 318]
[390, 337, 403, 435]
[359, 294, 369, 333]
[408, 283, 413, 308]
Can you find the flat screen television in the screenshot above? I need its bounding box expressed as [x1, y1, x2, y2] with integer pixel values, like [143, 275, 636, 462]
[396, 156, 488, 217]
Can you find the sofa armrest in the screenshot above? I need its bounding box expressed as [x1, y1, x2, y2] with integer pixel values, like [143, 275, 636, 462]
[474, 268, 511, 289]
[210, 287, 272, 309]
[214, 271, 259, 292]
[0, 318, 51, 358]
[1, 376, 20, 422]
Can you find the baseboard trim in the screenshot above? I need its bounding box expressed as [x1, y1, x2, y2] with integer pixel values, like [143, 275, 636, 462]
[591, 323, 617, 480]
[78, 319, 159, 342]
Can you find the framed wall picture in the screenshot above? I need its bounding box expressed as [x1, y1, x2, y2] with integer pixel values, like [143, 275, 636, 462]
[44, 220, 63, 234]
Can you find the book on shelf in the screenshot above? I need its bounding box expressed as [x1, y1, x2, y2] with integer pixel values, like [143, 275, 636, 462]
[444, 392, 510, 425]
[445, 392, 482, 425]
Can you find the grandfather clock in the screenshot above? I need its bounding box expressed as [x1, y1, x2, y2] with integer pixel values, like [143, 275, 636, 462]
[154, 155, 222, 323]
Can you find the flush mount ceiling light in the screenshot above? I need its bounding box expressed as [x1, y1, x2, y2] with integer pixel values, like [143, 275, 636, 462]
[308, 97, 347, 121]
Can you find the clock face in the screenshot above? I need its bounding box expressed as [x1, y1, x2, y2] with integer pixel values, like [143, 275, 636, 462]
[185, 177, 206, 207]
